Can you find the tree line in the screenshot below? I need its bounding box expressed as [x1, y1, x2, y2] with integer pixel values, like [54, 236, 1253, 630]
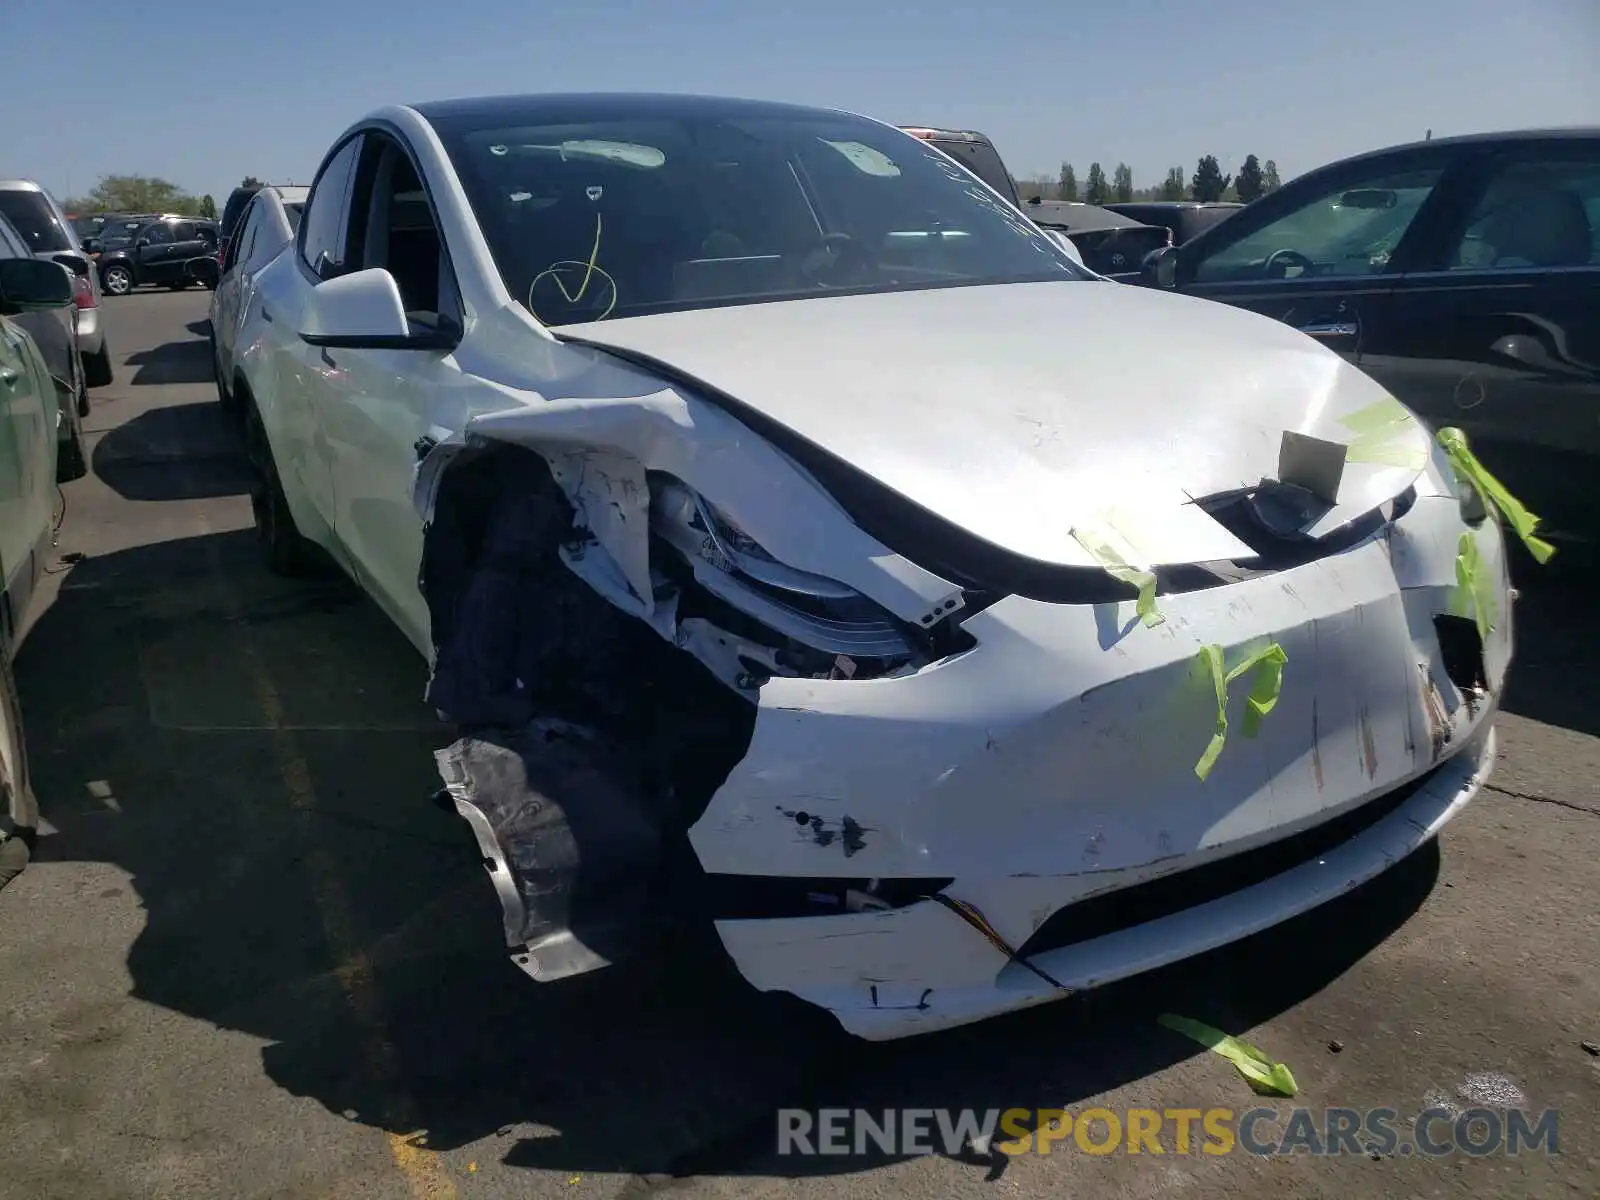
[60, 173, 267, 220]
[1017, 155, 1283, 206]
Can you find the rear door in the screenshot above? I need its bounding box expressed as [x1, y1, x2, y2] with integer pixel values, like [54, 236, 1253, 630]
[1171, 144, 1466, 364]
[1359, 139, 1600, 540]
[135, 220, 177, 282]
[169, 220, 209, 277]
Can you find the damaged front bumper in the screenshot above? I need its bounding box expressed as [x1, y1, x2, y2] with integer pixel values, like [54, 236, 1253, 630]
[424, 396, 1512, 1037]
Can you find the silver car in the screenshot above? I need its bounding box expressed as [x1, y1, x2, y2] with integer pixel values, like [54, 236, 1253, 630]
[0, 180, 113, 391]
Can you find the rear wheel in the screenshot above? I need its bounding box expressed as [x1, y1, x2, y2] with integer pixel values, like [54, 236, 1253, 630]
[166, 279, 188, 292]
[83, 343, 113, 388]
[57, 400, 88, 483]
[244, 404, 316, 576]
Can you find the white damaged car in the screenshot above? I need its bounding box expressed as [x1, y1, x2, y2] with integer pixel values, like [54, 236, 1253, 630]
[231, 93, 1543, 1041]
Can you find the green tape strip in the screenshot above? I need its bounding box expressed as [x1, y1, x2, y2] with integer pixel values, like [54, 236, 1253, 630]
[1338, 397, 1428, 470]
[1071, 525, 1164, 628]
[1158, 1013, 1299, 1097]
[1437, 427, 1556, 563]
[1450, 531, 1498, 642]
[1194, 641, 1289, 780]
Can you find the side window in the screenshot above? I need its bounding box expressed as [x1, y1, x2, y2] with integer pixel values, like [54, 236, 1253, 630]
[1446, 157, 1600, 270]
[171, 221, 197, 241]
[300, 135, 363, 280]
[1193, 164, 1444, 283]
[141, 222, 175, 246]
[346, 135, 460, 327]
[226, 204, 258, 272]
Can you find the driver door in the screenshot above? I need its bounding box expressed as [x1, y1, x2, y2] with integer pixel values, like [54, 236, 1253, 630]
[1172, 146, 1462, 364]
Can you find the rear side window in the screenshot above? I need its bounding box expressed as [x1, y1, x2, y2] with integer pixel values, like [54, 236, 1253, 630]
[1448, 155, 1600, 269]
[0, 191, 72, 252]
[221, 188, 257, 239]
[172, 221, 197, 241]
[300, 136, 363, 278]
[928, 139, 1015, 201]
[142, 223, 175, 245]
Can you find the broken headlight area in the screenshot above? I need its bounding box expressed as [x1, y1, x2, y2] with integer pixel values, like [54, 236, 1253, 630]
[647, 472, 956, 684]
[420, 443, 969, 983]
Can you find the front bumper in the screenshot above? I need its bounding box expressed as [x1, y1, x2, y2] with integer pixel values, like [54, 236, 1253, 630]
[693, 494, 1511, 1038]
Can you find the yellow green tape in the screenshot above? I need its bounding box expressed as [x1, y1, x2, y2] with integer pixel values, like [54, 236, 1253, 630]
[1337, 396, 1428, 470]
[1436, 426, 1556, 563]
[1158, 1013, 1299, 1097]
[1450, 531, 1498, 641]
[1071, 525, 1164, 628]
[1194, 642, 1288, 780]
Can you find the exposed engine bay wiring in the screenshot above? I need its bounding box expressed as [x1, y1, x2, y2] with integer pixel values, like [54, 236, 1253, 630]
[526, 207, 617, 323]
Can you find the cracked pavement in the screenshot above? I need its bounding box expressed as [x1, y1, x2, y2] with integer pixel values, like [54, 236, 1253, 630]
[0, 291, 1596, 1199]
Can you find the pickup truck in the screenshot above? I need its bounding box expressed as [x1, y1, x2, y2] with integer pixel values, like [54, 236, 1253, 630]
[898, 126, 1172, 279]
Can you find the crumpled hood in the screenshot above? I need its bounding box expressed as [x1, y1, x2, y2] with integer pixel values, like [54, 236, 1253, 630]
[558, 281, 1427, 567]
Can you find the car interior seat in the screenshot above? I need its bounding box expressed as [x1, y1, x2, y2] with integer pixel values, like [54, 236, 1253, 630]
[1482, 187, 1594, 268]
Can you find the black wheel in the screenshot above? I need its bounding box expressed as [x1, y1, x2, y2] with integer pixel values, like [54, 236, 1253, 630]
[210, 332, 237, 413]
[100, 263, 133, 296]
[245, 406, 316, 576]
[76, 380, 89, 419]
[83, 343, 114, 388]
[57, 417, 87, 483]
[167, 280, 189, 291]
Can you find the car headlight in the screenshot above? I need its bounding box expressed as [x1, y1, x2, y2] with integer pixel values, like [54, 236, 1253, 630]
[648, 474, 920, 664]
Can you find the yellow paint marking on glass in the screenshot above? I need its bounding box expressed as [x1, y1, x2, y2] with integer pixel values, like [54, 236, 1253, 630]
[1450, 531, 1498, 642]
[1071, 520, 1164, 628]
[1158, 1013, 1299, 1097]
[1193, 642, 1288, 780]
[1337, 396, 1427, 470]
[1437, 426, 1556, 562]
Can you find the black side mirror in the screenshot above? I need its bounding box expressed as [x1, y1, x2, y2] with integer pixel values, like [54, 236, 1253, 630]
[0, 257, 74, 313]
[51, 252, 91, 277]
[1142, 245, 1179, 289]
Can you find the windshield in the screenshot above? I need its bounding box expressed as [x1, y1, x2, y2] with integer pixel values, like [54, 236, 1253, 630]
[434, 107, 1085, 325]
[0, 191, 72, 252]
[97, 219, 148, 250]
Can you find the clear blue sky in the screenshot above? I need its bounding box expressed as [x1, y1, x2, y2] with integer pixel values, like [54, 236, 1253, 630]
[6, 0, 1596, 206]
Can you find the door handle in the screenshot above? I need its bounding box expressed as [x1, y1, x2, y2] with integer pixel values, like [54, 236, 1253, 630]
[1298, 321, 1359, 338]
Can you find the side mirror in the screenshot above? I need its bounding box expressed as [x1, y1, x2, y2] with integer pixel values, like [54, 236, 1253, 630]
[82, 238, 101, 254]
[134, 237, 150, 248]
[1142, 245, 1178, 289]
[0, 257, 74, 314]
[299, 267, 455, 350]
[51, 251, 91, 277]
[1045, 229, 1085, 267]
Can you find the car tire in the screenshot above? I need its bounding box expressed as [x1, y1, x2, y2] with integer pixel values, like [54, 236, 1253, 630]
[76, 380, 90, 419]
[245, 405, 316, 577]
[210, 331, 233, 411]
[83, 343, 114, 388]
[167, 279, 188, 292]
[57, 415, 88, 483]
[101, 264, 133, 296]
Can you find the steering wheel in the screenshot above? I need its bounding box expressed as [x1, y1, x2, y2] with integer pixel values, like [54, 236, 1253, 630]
[1263, 247, 1315, 279]
[799, 233, 870, 286]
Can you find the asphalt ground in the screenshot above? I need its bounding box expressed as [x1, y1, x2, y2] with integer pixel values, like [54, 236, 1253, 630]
[0, 288, 1596, 1200]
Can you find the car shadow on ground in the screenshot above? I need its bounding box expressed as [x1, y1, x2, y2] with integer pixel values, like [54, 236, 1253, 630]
[91, 400, 251, 502]
[185, 319, 212, 338]
[123, 337, 215, 387]
[13, 524, 1460, 1181]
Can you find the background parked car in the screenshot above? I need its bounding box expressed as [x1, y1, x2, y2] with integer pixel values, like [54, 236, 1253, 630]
[94, 215, 219, 296]
[1141, 127, 1600, 549]
[0, 214, 87, 481]
[205, 184, 307, 415]
[0, 229, 75, 869]
[1104, 200, 1244, 245]
[897, 126, 1170, 279]
[0, 181, 114, 389]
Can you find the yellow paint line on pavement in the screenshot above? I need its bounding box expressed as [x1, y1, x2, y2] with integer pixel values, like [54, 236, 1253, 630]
[198, 526, 458, 1200]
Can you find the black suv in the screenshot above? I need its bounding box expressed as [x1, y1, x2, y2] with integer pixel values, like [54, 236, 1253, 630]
[95, 216, 219, 296]
[1142, 128, 1600, 548]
